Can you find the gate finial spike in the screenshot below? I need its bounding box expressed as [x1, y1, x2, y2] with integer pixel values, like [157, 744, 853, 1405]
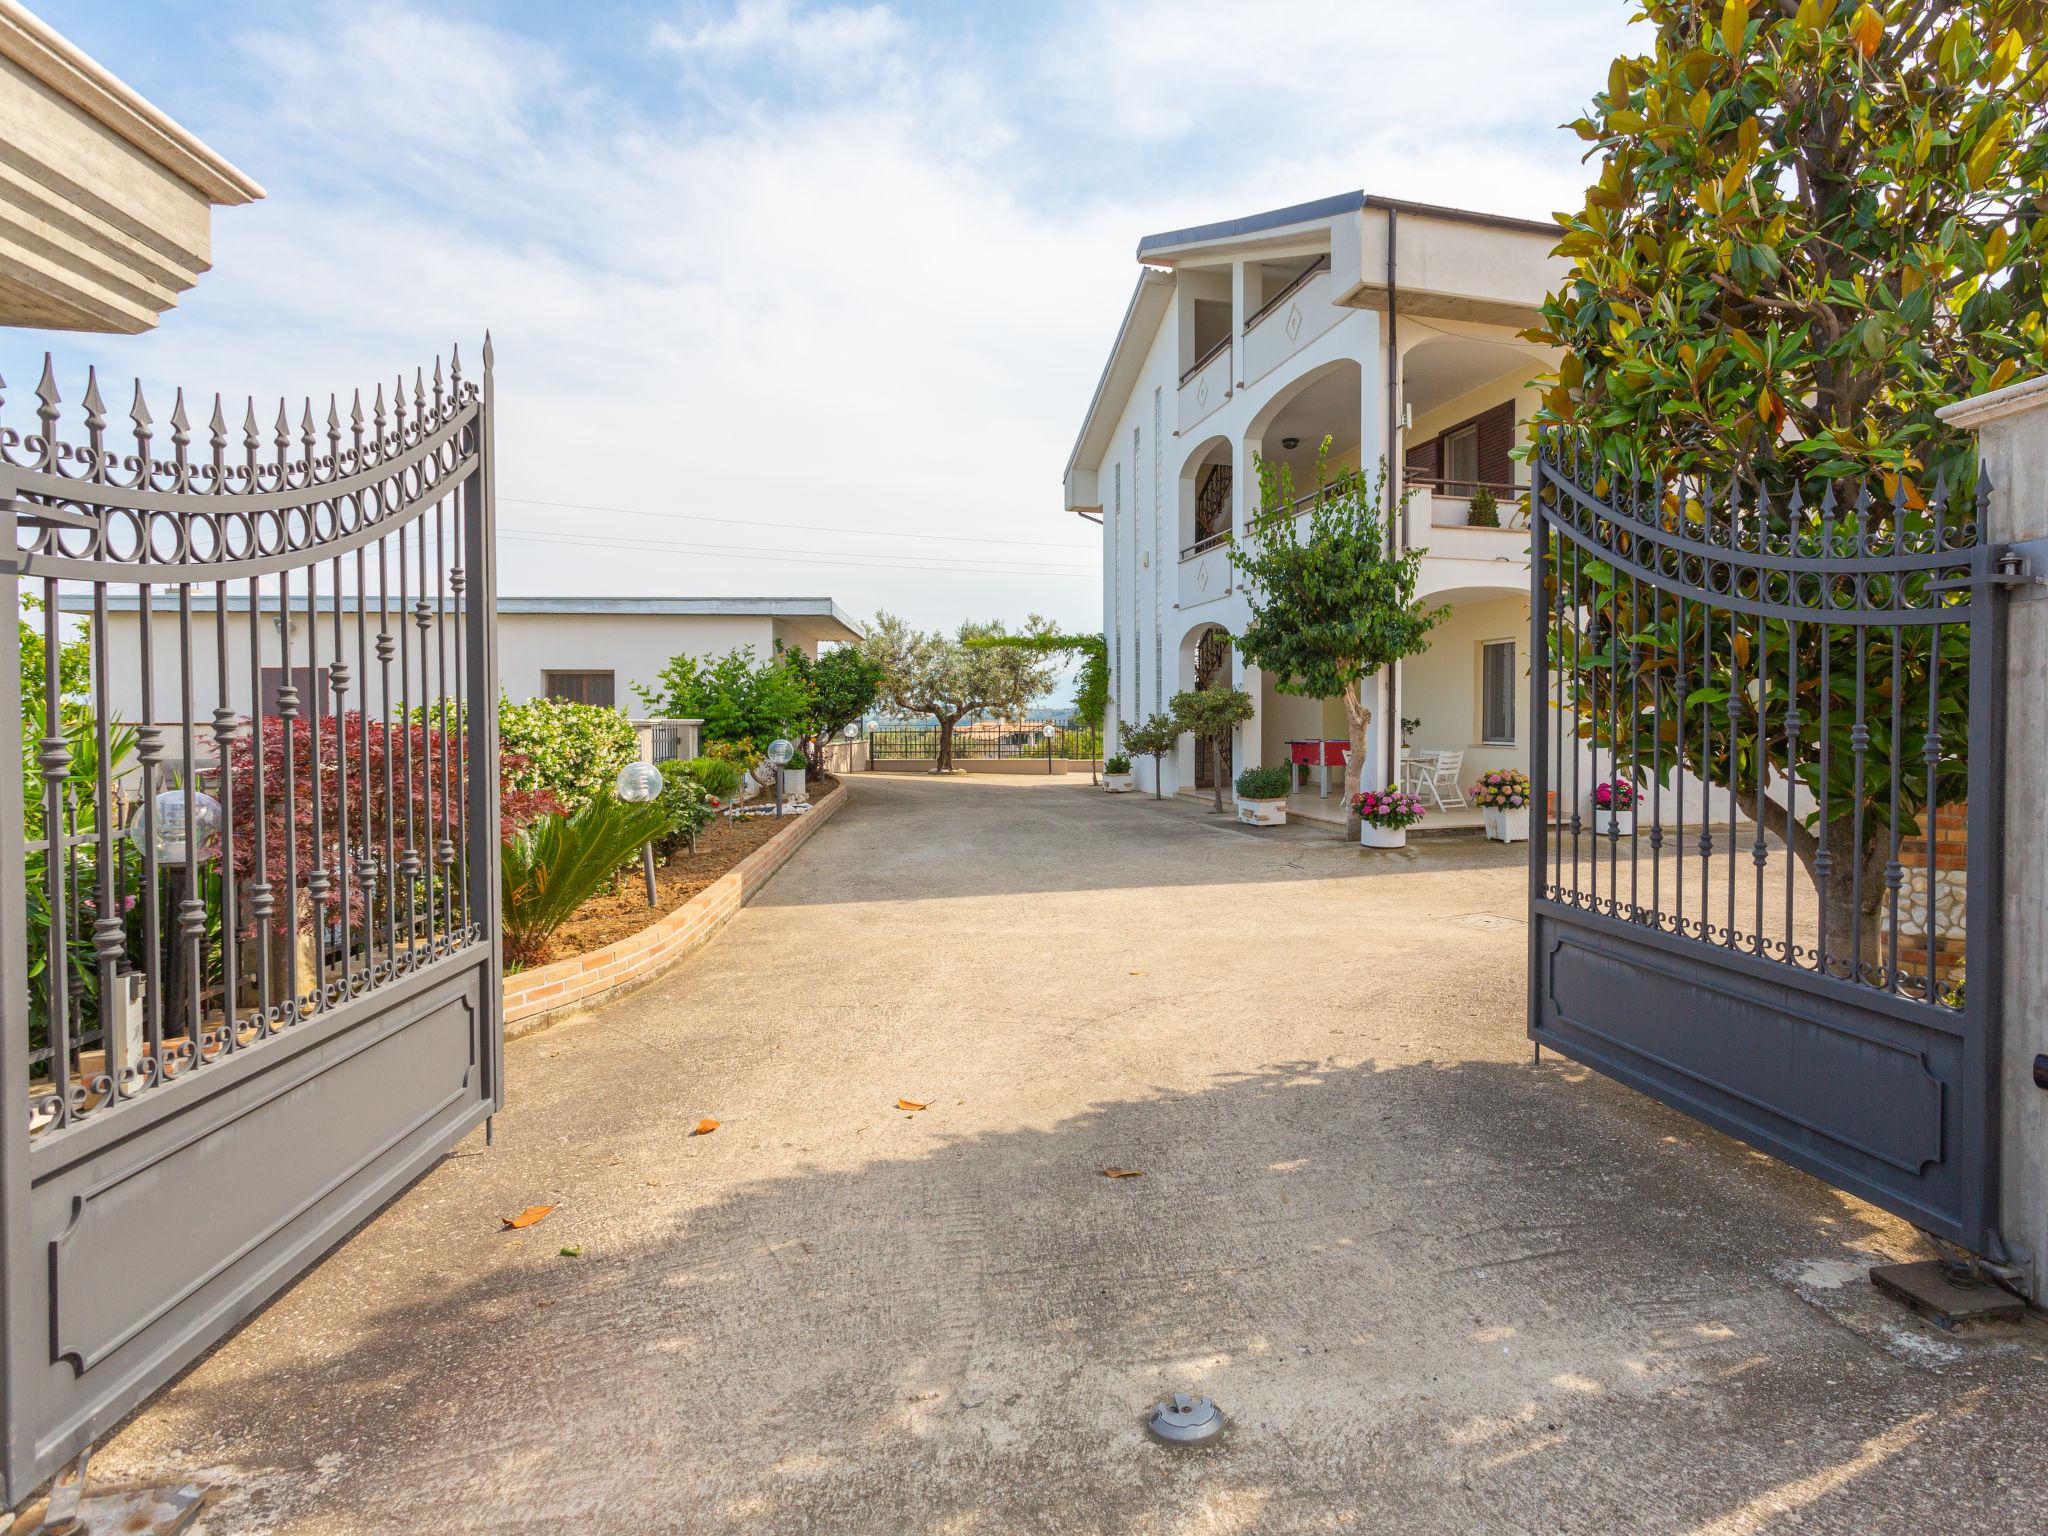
[326, 394, 340, 434]
[350, 388, 364, 430]
[482, 330, 494, 372]
[242, 397, 260, 452]
[127, 378, 150, 433]
[170, 388, 190, 439]
[449, 342, 462, 394]
[81, 367, 105, 431]
[35, 352, 58, 409]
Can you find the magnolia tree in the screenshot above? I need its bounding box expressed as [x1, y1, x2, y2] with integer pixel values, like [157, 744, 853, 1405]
[1170, 684, 1255, 815]
[1229, 450, 1446, 832]
[862, 613, 1057, 772]
[1531, 0, 2048, 950]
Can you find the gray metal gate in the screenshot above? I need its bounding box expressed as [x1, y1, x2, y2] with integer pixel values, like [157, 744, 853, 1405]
[0, 343, 501, 1500]
[1528, 432, 2021, 1265]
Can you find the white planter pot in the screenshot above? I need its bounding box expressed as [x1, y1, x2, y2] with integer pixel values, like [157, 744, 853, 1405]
[1484, 806, 1531, 843]
[1360, 822, 1408, 849]
[778, 766, 807, 799]
[1103, 773, 1135, 793]
[1237, 796, 1288, 827]
[1594, 808, 1634, 836]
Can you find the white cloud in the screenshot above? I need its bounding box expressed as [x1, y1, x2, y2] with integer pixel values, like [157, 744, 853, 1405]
[10, 0, 1637, 658]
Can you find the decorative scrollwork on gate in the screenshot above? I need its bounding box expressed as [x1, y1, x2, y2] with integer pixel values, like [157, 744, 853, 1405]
[4, 342, 497, 1139]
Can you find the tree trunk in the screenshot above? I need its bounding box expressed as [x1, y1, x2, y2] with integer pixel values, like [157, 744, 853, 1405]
[935, 717, 956, 774]
[1740, 790, 1886, 979]
[1152, 752, 1164, 799]
[1210, 737, 1226, 814]
[1341, 686, 1372, 837]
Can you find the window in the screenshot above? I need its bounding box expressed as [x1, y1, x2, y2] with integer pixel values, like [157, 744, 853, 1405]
[1481, 641, 1516, 745]
[1444, 424, 1480, 496]
[544, 670, 615, 707]
[259, 665, 331, 719]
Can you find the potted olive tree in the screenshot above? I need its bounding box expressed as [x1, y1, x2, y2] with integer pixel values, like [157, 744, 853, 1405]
[1120, 714, 1179, 800]
[1234, 764, 1292, 826]
[1170, 684, 1256, 815]
[1103, 752, 1135, 793]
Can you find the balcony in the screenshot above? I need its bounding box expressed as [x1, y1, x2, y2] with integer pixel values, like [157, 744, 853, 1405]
[1404, 476, 1531, 564]
[1177, 532, 1233, 609]
[1240, 256, 1338, 387]
[1178, 336, 1232, 434]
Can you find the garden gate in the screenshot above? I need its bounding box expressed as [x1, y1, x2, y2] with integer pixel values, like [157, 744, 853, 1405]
[1527, 432, 2022, 1266]
[0, 343, 501, 1500]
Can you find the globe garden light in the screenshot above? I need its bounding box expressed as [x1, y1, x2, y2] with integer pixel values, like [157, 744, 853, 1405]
[842, 722, 860, 740]
[129, 789, 222, 865]
[767, 738, 794, 767]
[612, 761, 665, 907]
[614, 761, 664, 804]
[1042, 722, 1057, 738]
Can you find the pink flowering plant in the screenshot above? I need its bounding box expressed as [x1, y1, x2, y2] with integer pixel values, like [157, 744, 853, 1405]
[1592, 778, 1638, 811]
[1470, 768, 1532, 810]
[1350, 785, 1427, 831]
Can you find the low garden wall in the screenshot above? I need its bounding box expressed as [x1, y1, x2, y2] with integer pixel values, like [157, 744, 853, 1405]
[503, 780, 847, 1036]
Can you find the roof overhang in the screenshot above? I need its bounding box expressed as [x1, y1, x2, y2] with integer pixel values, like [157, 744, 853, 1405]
[0, 0, 264, 334]
[1062, 269, 1172, 514]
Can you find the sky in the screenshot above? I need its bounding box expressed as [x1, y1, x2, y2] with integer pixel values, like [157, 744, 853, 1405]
[17, 0, 1638, 658]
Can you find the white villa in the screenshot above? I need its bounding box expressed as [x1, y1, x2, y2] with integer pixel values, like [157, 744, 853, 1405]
[1065, 192, 1565, 819]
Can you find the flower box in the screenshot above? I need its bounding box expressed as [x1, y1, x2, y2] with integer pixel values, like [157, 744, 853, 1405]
[1237, 795, 1288, 826]
[1103, 772, 1136, 794]
[1484, 806, 1531, 843]
[1360, 822, 1407, 849]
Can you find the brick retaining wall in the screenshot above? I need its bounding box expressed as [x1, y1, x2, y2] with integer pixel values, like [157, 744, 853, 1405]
[503, 781, 847, 1036]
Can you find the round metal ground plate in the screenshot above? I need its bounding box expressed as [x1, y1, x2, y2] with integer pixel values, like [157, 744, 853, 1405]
[1147, 1392, 1224, 1446]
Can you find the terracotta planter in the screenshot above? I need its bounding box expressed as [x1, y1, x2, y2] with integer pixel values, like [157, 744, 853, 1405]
[1360, 822, 1408, 849]
[1237, 796, 1288, 827]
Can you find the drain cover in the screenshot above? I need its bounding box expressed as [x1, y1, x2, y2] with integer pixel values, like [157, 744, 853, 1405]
[1146, 1392, 1223, 1446]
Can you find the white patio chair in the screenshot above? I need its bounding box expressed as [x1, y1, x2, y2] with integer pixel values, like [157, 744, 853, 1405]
[1419, 749, 1466, 811]
[1399, 749, 1438, 797]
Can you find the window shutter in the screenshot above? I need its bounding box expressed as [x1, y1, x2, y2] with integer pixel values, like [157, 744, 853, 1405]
[1404, 438, 1438, 481]
[1477, 401, 1516, 489]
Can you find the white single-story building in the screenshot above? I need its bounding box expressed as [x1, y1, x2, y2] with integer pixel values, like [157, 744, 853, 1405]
[58, 594, 865, 726]
[1064, 191, 1567, 824]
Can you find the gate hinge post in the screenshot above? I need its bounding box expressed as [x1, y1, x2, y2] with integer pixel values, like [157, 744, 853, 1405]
[1993, 538, 2048, 588]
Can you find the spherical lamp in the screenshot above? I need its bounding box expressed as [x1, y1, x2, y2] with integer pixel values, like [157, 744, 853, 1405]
[614, 761, 664, 804]
[842, 722, 860, 740]
[129, 789, 221, 865]
[767, 738, 794, 767]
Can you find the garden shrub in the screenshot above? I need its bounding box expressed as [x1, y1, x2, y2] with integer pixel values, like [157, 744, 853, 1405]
[497, 696, 637, 811]
[1234, 764, 1292, 800]
[679, 755, 744, 800]
[1104, 753, 1132, 774]
[656, 760, 716, 854]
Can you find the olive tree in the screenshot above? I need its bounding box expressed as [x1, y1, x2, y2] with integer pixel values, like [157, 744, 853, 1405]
[1229, 449, 1447, 832]
[1119, 713, 1180, 801]
[1170, 684, 1255, 815]
[862, 612, 1056, 772]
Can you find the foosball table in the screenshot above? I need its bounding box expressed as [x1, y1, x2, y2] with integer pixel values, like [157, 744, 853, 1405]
[1285, 739, 1349, 797]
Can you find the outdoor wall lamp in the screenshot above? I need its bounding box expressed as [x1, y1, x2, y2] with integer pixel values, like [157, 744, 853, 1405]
[1280, 436, 1299, 450]
[614, 760, 664, 906]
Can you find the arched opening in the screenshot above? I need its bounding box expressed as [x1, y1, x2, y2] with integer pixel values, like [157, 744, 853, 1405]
[1175, 620, 1235, 794]
[1245, 357, 1364, 511]
[1177, 434, 1233, 559]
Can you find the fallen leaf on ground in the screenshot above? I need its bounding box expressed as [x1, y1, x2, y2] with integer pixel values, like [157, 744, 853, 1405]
[559, 1245, 582, 1258]
[897, 1098, 929, 1111]
[1101, 1168, 1144, 1179]
[1128, 970, 1144, 976]
[693, 1118, 720, 1136]
[501, 1204, 556, 1230]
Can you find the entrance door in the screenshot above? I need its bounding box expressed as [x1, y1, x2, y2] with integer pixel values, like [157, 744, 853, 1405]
[1193, 629, 1233, 790]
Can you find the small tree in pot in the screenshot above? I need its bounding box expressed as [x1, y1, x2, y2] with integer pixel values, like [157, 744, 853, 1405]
[1119, 714, 1179, 801]
[1170, 685, 1255, 815]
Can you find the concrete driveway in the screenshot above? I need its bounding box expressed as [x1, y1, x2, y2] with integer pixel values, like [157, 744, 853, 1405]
[96, 774, 2048, 1533]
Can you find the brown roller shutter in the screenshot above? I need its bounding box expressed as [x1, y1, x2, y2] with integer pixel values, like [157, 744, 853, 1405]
[1404, 438, 1439, 482]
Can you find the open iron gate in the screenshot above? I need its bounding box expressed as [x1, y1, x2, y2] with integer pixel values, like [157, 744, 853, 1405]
[0, 343, 501, 1501]
[1527, 433, 2018, 1265]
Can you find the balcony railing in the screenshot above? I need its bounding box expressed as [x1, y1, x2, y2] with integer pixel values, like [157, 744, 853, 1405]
[1243, 255, 1332, 333]
[1180, 528, 1232, 561]
[1179, 333, 1232, 387]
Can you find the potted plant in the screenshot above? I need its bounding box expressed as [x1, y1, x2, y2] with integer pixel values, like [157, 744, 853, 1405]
[1351, 785, 1426, 849]
[1234, 764, 1292, 826]
[1467, 484, 1501, 528]
[779, 750, 808, 799]
[1103, 753, 1135, 793]
[1471, 768, 1532, 843]
[1593, 778, 1637, 836]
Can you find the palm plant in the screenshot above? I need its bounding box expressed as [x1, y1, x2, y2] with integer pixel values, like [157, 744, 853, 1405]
[500, 796, 675, 968]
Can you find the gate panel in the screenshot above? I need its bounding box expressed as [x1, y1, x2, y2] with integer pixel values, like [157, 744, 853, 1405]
[0, 344, 500, 1500]
[1528, 434, 2010, 1259]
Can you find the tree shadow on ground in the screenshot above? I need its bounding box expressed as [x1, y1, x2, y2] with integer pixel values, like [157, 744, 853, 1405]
[93, 1050, 2045, 1536]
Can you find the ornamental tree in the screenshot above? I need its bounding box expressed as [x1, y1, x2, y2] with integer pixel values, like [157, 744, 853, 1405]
[1118, 713, 1180, 801]
[1531, 0, 2047, 967]
[784, 645, 884, 774]
[966, 630, 1108, 781]
[1228, 448, 1447, 831]
[861, 612, 1056, 772]
[1170, 683, 1255, 815]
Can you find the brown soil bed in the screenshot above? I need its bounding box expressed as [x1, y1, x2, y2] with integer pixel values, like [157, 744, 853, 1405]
[534, 775, 838, 966]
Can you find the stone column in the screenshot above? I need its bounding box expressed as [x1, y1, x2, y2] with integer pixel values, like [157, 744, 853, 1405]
[1938, 375, 2048, 1297]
